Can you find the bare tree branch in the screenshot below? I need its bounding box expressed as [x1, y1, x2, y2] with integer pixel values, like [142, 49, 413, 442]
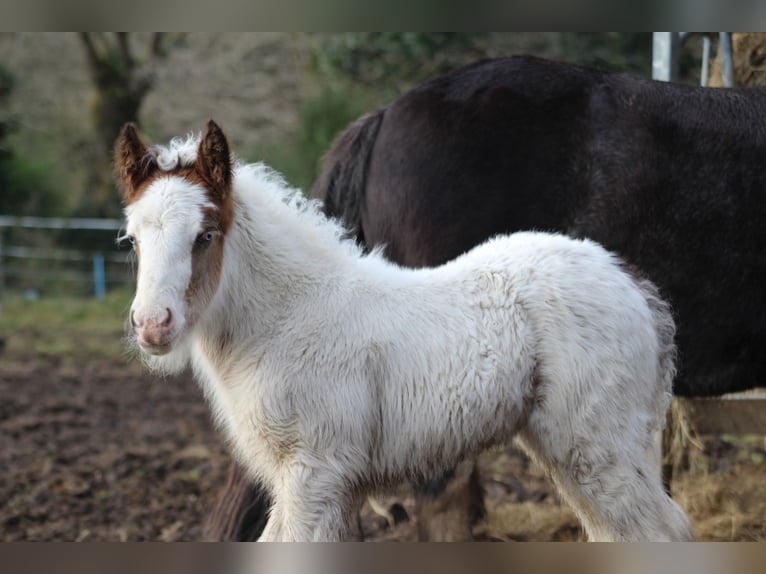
[115, 32, 133, 70]
[78, 33, 100, 71]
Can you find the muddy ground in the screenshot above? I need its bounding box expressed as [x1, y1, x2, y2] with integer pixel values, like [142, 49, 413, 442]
[1, 355, 764, 542]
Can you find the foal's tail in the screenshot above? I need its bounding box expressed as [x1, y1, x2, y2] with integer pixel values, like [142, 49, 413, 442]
[635, 275, 695, 540]
[635, 274, 678, 418]
[311, 108, 386, 245]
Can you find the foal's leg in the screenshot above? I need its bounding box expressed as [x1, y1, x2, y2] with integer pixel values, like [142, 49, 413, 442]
[516, 381, 693, 542]
[259, 495, 348, 542]
[258, 463, 352, 542]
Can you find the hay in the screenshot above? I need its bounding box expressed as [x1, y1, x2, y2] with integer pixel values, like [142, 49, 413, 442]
[708, 32, 766, 87]
[475, 500, 581, 542]
[664, 397, 705, 478]
[674, 458, 766, 541]
[664, 398, 765, 541]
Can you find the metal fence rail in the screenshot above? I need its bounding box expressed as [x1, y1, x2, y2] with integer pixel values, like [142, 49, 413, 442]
[0, 215, 124, 231]
[0, 216, 131, 298]
[2, 245, 130, 263]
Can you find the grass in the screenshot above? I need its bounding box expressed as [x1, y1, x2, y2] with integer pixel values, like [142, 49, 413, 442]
[0, 287, 134, 363]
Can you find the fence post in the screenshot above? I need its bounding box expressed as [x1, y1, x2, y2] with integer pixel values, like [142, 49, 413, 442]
[652, 32, 680, 82]
[93, 253, 105, 299]
[719, 32, 734, 87]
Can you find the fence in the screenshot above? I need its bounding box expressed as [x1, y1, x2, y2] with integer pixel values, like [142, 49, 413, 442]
[0, 215, 133, 299]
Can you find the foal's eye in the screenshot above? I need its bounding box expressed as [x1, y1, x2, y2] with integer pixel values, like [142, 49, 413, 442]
[195, 230, 215, 245]
[122, 235, 136, 248]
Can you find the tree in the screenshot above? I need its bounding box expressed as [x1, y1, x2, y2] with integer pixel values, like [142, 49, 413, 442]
[78, 33, 180, 217]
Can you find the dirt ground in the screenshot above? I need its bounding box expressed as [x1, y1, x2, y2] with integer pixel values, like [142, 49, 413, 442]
[1, 355, 764, 542]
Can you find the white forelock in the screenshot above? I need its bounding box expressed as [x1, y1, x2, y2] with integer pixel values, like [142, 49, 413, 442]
[152, 132, 201, 172]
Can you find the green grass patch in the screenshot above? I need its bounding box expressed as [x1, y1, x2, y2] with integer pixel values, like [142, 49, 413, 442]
[0, 287, 134, 363]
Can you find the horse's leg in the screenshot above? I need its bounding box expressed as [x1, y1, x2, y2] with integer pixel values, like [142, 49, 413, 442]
[203, 461, 270, 541]
[413, 459, 485, 541]
[516, 380, 693, 542]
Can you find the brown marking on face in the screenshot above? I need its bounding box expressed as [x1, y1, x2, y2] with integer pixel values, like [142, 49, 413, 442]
[183, 123, 235, 315]
[187, 203, 229, 301]
[185, 221, 226, 323]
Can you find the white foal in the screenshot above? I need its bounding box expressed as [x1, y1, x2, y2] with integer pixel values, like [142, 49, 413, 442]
[117, 120, 693, 542]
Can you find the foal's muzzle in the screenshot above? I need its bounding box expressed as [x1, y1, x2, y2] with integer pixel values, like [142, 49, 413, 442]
[131, 307, 176, 353]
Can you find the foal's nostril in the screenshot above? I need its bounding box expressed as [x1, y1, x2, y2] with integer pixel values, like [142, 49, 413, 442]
[161, 308, 173, 328]
[130, 309, 139, 328]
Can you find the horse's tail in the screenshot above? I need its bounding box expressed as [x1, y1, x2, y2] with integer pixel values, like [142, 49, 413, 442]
[311, 108, 386, 244]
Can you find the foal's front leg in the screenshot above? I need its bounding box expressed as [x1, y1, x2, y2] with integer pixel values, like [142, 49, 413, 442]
[258, 463, 351, 542]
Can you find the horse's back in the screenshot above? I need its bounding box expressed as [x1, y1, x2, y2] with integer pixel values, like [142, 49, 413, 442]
[362, 57, 600, 266]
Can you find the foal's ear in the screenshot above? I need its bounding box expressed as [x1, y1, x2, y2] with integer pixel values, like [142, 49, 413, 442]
[196, 120, 232, 200]
[114, 123, 155, 201]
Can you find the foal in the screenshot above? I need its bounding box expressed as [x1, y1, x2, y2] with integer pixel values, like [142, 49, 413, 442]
[117, 120, 693, 542]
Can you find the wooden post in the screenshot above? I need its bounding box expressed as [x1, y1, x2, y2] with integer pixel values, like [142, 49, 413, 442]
[682, 392, 766, 434]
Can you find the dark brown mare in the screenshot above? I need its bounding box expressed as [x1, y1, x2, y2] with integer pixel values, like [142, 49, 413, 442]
[204, 55, 766, 541]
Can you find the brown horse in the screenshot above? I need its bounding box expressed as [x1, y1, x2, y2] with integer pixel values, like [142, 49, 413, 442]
[205, 55, 766, 541]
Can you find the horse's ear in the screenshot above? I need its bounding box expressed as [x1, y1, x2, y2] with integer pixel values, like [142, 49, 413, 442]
[115, 122, 154, 201]
[196, 120, 232, 201]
